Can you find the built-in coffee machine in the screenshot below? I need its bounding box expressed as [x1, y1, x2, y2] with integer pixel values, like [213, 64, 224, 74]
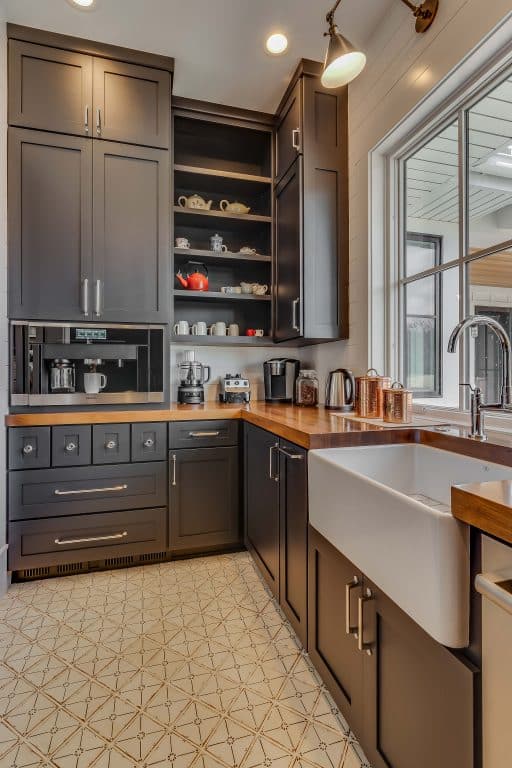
[10, 322, 165, 407]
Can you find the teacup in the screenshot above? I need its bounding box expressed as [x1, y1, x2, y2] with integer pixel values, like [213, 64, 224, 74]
[176, 237, 190, 249]
[254, 329, 265, 337]
[252, 284, 269, 296]
[240, 282, 254, 295]
[239, 247, 257, 254]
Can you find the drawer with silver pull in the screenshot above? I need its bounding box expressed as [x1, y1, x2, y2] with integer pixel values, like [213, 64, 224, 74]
[131, 423, 167, 462]
[92, 424, 130, 464]
[8, 507, 167, 570]
[8, 462, 167, 521]
[52, 425, 92, 467]
[8, 427, 51, 470]
[169, 420, 238, 449]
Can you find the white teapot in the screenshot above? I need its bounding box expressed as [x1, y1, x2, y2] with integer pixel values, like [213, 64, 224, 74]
[178, 194, 213, 210]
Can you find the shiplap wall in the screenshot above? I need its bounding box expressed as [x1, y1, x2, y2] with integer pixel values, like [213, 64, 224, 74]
[310, 0, 512, 395]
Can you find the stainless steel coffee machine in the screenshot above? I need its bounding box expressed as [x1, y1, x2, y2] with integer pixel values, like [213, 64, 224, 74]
[263, 358, 300, 403]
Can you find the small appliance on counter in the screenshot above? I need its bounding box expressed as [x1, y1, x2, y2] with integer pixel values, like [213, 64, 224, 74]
[177, 351, 211, 404]
[263, 358, 300, 403]
[219, 374, 251, 404]
[325, 368, 355, 411]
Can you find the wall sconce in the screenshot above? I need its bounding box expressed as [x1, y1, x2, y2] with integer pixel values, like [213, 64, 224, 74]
[322, 0, 439, 89]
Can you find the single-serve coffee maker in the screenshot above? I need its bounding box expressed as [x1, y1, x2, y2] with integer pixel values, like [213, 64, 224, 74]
[177, 351, 211, 404]
[263, 358, 300, 403]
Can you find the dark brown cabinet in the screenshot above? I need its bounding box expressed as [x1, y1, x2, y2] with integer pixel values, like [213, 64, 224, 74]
[308, 527, 477, 768]
[8, 128, 93, 321]
[244, 424, 308, 645]
[273, 61, 348, 342]
[92, 141, 169, 322]
[169, 446, 240, 552]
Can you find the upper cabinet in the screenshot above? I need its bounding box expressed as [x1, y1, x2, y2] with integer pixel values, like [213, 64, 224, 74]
[8, 38, 170, 149]
[274, 61, 349, 343]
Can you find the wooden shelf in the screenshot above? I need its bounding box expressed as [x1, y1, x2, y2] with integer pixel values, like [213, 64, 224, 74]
[174, 247, 271, 264]
[173, 206, 271, 224]
[174, 290, 271, 302]
[171, 334, 274, 347]
[174, 164, 272, 185]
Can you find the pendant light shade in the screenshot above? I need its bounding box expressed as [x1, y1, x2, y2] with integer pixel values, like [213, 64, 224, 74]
[321, 27, 366, 88]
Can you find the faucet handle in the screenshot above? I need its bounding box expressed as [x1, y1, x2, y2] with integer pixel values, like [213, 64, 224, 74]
[459, 382, 480, 395]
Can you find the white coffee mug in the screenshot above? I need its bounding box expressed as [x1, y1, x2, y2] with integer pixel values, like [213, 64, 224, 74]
[228, 324, 240, 336]
[192, 321, 208, 336]
[84, 372, 107, 395]
[240, 282, 254, 295]
[254, 329, 265, 337]
[208, 322, 227, 336]
[174, 321, 190, 335]
[175, 237, 190, 249]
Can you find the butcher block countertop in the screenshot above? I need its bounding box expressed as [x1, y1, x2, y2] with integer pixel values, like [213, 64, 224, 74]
[452, 482, 512, 546]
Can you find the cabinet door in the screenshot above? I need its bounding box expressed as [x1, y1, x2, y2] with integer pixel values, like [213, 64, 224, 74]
[361, 579, 476, 768]
[93, 58, 170, 148]
[275, 80, 302, 183]
[308, 527, 364, 737]
[92, 140, 170, 323]
[279, 440, 308, 646]
[274, 158, 302, 342]
[8, 129, 93, 321]
[169, 447, 239, 552]
[244, 424, 280, 596]
[8, 40, 93, 136]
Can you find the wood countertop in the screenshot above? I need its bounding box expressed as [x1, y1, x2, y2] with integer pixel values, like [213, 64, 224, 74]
[452, 481, 512, 545]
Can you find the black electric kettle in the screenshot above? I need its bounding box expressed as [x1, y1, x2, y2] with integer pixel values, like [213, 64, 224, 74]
[325, 368, 355, 411]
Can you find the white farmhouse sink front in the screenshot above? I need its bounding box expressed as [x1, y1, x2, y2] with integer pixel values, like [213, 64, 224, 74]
[308, 444, 512, 648]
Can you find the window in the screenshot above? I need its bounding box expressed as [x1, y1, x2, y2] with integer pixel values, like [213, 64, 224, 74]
[396, 71, 512, 409]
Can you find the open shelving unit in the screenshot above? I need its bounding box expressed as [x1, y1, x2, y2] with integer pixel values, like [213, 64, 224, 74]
[172, 107, 274, 346]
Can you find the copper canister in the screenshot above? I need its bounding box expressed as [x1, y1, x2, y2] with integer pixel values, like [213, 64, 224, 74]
[355, 369, 391, 418]
[383, 382, 413, 424]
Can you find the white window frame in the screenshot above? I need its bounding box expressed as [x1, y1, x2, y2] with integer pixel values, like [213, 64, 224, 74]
[369, 13, 512, 430]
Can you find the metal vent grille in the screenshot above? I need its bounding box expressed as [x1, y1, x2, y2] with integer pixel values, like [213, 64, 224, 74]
[140, 552, 167, 563]
[56, 563, 87, 575]
[19, 567, 50, 580]
[104, 556, 134, 568]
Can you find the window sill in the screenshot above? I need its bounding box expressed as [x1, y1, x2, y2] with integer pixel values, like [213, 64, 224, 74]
[413, 403, 512, 435]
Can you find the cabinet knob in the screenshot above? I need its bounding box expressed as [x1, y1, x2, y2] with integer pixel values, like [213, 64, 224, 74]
[105, 440, 117, 450]
[22, 444, 34, 455]
[143, 438, 155, 448]
[65, 442, 77, 453]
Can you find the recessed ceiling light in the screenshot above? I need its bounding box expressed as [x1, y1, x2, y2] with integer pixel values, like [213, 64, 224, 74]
[266, 33, 288, 56]
[67, 0, 96, 9]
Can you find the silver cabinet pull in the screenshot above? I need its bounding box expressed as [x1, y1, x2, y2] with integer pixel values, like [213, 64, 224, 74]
[171, 454, 177, 486]
[292, 128, 301, 150]
[84, 105, 89, 133]
[345, 577, 360, 636]
[269, 443, 279, 481]
[22, 444, 34, 455]
[292, 298, 300, 333]
[277, 446, 304, 460]
[188, 431, 220, 438]
[54, 484, 128, 496]
[65, 442, 77, 453]
[143, 438, 155, 448]
[96, 107, 102, 136]
[55, 531, 128, 546]
[357, 588, 375, 655]
[105, 440, 117, 450]
[82, 277, 89, 317]
[94, 280, 102, 317]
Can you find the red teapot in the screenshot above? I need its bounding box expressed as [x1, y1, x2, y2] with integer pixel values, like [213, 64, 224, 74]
[176, 261, 209, 291]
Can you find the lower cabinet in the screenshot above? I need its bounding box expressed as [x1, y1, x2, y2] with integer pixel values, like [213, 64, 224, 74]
[169, 446, 240, 552]
[308, 526, 477, 768]
[244, 423, 308, 646]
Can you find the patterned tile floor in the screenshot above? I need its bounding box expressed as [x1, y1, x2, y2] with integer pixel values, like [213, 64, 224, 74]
[0, 552, 370, 768]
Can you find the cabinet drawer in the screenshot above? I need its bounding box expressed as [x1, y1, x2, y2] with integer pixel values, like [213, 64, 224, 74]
[52, 425, 91, 467]
[169, 420, 238, 449]
[8, 507, 167, 571]
[9, 462, 167, 521]
[9, 427, 51, 470]
[92, 424, 131, 464]
[131, 423, 167, 462]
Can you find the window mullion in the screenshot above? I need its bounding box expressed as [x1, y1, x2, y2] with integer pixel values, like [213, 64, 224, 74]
[458, 107, 468, 410]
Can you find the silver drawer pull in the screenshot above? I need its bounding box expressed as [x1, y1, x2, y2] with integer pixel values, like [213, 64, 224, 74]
[345, 577, 360, 637]
[189, 431, 220, 438]
[22, 444, 34, 455]
[277, 446, 304, 460]
[171, 454, 177, 486]
[65, 442, 77, 453]
[358, 588, 375, 656]
[54, 484, 128, 496]
[143, 438, 155, 448]
[55, 531, 128, 546]
[105, 440, 117, 450]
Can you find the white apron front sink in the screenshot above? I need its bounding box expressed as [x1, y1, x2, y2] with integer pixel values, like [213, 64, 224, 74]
[308, 444, 512, 648]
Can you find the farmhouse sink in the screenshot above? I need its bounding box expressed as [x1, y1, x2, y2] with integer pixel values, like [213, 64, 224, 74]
[308, 444, 512, 648]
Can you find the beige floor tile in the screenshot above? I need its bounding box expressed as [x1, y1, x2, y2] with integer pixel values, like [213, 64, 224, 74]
[144, 682, 192, 726]
[0, 675, 37, 716]
[28, 707, 82, 756]
[3, 689, 59, 737]
[173, 700, 222, 747]
[141, 730, 199, 768]
[204, 717, 256, 768]
[87, 695, 140, 741]
[243, 735, 295, 768]
[51, 726, 107, 768]
[261, 703, 310, 752]
[64, 680, 112, 721]
[115, 712, 167, 762]
[0, 739, 47, 767]
[115, 668, 164, 710]
[298, 722, 348, 768]
[0, 722, 20, 757]
[227, 687, 273, 731]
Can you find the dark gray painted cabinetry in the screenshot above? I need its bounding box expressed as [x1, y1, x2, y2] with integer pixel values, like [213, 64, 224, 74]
[244, 424, 308, 645]
[308, 527, 477, 768]
[8, 129, 93, 321]
[8, 426, 51, 470]
[52, 425, 92, 467]
[275, 80, 301, 183]
[92, 423, 131, 464]
[275, 160, 302, 342]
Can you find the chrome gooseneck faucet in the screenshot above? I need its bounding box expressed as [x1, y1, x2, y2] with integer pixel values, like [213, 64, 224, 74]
[447, 315, 512, 441]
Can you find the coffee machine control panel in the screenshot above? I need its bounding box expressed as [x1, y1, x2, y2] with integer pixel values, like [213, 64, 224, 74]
[219, 374, 251, 404]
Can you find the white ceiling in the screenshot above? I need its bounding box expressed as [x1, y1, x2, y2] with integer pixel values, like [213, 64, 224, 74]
[1, 0, 392, 112]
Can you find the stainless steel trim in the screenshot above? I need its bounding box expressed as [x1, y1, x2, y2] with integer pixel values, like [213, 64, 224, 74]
[20, 392, 164, 407]
[476, 572, 512, 616]
[54, 484, 128, 496]
[358, 589, 374, 655]
[94, 280, 102, 317]
[10, 321, 166, 331]
[292, 298, 300, 332]
[171, 454, 177, 486]
[96, 108, 101, 136]
[188, 431, 220, 438]
[84, 105, 89, 133]
[55, 531, 128, 546]
[277, 446, 303, 460]
[81, 277, 89, 317]
[345, 577, 360, 637]
[292, 128, 301, 150]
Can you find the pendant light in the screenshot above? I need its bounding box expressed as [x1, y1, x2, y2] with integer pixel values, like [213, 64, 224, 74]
[321, 0, 439, 89]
